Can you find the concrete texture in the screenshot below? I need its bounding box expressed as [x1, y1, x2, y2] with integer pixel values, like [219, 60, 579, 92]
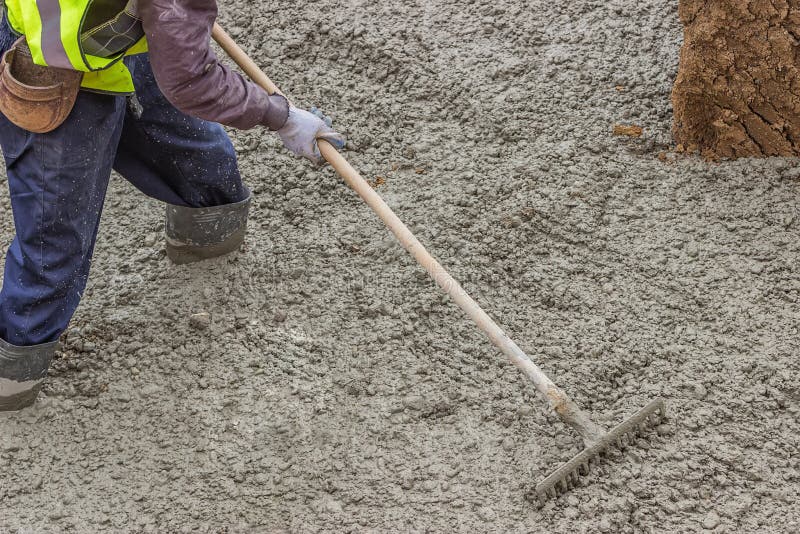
[1, 0, 799, 532]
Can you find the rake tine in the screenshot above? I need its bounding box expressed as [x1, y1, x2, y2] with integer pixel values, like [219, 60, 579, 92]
[535, 399, 666, 501]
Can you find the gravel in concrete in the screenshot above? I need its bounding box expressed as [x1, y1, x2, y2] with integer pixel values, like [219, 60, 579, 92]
[1, 0, 799, 532]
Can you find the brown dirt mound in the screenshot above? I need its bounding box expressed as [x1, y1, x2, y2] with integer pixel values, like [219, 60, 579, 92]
[673, 0, 800, 159]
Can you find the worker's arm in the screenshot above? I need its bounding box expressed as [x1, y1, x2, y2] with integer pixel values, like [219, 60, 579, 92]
[139, 0, 345, 164]
[139, 0, 289, 130]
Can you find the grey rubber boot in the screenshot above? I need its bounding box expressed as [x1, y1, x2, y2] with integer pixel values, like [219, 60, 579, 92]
[165, 193, 252, 265]
[0, 337, 57, 412]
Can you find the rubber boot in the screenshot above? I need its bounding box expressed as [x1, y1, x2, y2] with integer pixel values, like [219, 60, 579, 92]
[165, 193, 252, 265]
[0, 337, 57, 412]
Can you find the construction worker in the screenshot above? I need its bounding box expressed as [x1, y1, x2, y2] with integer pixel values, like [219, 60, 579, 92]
[0, 0, 345, 411]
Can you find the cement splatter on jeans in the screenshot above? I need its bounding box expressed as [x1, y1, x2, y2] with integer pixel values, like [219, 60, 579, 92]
[0, 14, 247, 346]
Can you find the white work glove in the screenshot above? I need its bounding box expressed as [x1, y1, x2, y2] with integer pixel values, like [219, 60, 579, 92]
[277, 106, 346, 165]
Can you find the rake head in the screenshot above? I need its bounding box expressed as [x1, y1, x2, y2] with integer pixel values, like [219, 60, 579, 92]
[535, 398, 666, 502]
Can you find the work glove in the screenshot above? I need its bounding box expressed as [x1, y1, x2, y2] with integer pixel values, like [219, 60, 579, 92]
[277, 106, 346, 165]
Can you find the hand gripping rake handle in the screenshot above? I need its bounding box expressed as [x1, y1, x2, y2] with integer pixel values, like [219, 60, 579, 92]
[211, 23, 605, 442]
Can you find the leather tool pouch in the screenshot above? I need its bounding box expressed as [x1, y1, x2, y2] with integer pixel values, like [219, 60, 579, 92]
[0, 38, 83, 133]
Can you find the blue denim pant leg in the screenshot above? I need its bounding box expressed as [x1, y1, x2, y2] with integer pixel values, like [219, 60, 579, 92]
[0, 88, 127, 346]
[0, 20, 250, 346]
[114, 54, 250, 207]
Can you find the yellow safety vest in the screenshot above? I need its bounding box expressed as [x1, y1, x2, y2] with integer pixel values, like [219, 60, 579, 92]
[4, 0, 148, 94]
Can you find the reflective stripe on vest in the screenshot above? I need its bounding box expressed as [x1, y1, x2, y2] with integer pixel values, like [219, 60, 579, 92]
[5, 0, 148, 94]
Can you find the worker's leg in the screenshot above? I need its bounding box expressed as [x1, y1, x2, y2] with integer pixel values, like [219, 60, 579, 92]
[113, 54, 252, 264]
[0, 81, 126, 409]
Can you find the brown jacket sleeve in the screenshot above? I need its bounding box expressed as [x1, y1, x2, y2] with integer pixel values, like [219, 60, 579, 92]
[138, 0, 289, 130]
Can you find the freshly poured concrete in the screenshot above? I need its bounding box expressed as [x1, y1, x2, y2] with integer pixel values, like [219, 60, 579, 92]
[1, 0, 799, 532]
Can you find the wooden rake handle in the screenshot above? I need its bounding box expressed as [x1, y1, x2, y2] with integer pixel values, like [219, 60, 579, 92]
[210, 23, 567, 407]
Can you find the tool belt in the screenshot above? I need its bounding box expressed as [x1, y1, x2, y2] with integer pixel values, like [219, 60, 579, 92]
[0, 38, 83, 133]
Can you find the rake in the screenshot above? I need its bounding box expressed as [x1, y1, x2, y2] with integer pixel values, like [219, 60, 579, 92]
[211, 23, 667, 501]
